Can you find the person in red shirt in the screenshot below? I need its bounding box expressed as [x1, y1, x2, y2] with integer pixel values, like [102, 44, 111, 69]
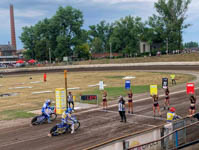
[44, 73, 47, 82]
[127, 90, 133, 114]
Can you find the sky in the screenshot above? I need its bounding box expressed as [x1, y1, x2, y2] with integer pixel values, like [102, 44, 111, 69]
[0, 0, 198, 49]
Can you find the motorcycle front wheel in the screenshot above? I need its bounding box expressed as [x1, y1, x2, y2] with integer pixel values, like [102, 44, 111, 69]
[74, 121, 80, 131]
[50, 125, 59, 136]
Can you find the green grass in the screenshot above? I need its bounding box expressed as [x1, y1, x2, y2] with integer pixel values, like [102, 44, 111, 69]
[0, 110, 36, 120]
[78, 85, 162, 104]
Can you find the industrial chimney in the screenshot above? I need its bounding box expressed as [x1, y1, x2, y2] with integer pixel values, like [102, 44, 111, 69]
[10, 4, 17, 50]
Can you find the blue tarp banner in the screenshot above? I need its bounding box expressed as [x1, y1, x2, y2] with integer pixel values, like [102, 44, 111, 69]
[125, 80, 131, 89]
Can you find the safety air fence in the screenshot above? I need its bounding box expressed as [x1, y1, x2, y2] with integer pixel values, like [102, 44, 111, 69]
[84, 117, 199, 150]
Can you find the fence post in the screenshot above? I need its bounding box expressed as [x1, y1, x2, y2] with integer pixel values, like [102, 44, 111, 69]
[175, 131, 178, 148]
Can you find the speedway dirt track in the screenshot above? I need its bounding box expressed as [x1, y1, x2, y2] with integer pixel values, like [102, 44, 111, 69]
[0, 65, 199, 150]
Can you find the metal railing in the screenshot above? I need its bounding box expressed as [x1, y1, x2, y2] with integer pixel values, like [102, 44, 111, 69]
[128, 120, 199, 150]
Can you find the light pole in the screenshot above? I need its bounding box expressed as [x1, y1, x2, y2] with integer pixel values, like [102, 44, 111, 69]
[166, 38, 169, 54]
[49, 48, 52, 63]
[109, 42, 112, 59]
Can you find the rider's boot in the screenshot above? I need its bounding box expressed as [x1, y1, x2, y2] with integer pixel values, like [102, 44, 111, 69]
[71, 124, 75, 134]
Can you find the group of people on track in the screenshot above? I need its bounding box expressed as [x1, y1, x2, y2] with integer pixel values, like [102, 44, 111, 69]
[102, 85, 197, 123]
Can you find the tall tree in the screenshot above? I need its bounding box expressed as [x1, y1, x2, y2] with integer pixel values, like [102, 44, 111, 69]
[88, 21, 113, 53]
[154, 0, 191, 50]
[20, 26, 37, 59]
[20, 6, 84, 61]
[184, 41, 199, 48]
[111, 16, 145, 56]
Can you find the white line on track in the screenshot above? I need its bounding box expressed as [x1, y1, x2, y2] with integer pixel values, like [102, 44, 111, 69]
[100, 110, 166, 121]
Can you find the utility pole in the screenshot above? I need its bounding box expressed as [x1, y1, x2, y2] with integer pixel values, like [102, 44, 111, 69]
[64, 70, 68, 109]
[166, 38, 169, 54]
[110, 42, 112, 59]
[49, 48, 52, 63]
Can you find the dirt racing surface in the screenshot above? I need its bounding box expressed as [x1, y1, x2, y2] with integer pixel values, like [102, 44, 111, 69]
[0, 65, 199, 150]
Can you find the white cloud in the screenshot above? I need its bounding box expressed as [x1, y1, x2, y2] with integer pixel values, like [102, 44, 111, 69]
[15, 9, 47, 18]
[88, 0, 157, 4]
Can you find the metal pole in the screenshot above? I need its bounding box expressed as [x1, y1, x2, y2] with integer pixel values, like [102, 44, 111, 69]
[64, 70, 68, 109]
[49, 48, 52, 63]
[166, 38, 169, 54]
[175, 131, 178, 148]
[97, 94, 99, 107]
[110, 42, 112, 59]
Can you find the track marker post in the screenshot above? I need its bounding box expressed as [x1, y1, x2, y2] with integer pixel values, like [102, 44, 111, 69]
[64, 70, 68, 109]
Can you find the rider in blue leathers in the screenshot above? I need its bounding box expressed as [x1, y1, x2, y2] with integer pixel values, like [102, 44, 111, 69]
[62, 108, 76, 134]
[42, 99, 52, 123]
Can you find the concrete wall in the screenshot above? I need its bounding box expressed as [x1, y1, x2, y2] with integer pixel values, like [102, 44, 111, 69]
[99, 142, 123, 150]
[97, 128, 161, 150]
[127, 128, 161, 150]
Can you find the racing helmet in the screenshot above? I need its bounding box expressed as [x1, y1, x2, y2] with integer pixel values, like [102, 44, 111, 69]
[67, 108, 73, 113]
[46, 99, 51, 105]
[65, 108, 72, 113]
[170, 107, 176, 112]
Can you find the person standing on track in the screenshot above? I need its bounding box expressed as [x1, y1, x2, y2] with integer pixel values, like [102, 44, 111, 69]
[170, 74, 176, 85]
[127, 90, 133, 114]
[68, 92, 74, 110]
[151, 95, 161, 117]
[102, 90, 108, 110]
[118, 96, 127, 123]
[164, 88, 170, 110]
[189, 95, 196, 116]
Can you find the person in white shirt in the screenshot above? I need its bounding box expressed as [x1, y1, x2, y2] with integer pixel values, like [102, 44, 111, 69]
[68, 92, 74, 110]
[118, 96, 126, 123]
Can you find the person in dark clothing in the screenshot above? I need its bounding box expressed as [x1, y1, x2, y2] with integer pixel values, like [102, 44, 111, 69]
[118, 96, 126, 123]
[127, 90, 133, 114]
[189, 95, 196, 116]
[151, 94, 161, 117]
[68, 92, 74, 110]
[102, 90, 108, 110]
[189, 113, 199, 121]
[164, 88, 170, 110]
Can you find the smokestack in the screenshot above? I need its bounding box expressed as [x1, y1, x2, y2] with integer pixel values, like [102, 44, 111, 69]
[10, 4, 17, 50]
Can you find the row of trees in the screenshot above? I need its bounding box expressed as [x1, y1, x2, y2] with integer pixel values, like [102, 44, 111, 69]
[184, 41, 199, 48]
[20, 0, 192, 61]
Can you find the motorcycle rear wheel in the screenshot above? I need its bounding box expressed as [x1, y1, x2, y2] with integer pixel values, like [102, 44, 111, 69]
[50, 113, 57, 121]
[31, 116, 39, 125]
